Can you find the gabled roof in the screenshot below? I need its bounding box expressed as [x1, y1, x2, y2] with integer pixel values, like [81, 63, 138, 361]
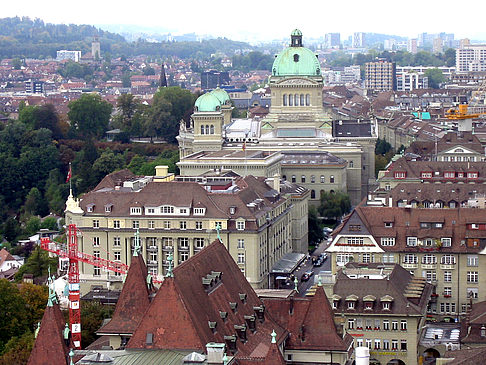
[0, 248, 16, 267]
[97, 255, 151, 336]
[27, 303, 69, 365]
[263, 286, 348, 352]
[127, 241, 287, 359]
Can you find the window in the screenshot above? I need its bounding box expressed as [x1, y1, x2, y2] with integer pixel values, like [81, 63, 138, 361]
[283, 94, 287, 106]
[444, 171, 455, 178]
[320, 175, 325, 183]
[162, 206, 174, 214]
[349, 160, 354, 168]
[147, 208, 155, 214]
[306, 94, 310, 106]
[201, 125, 205, 134]
[348, 319, 355, 329]
[383, 320, 390, 331]
[374, 339, 381, 350]
[391, 340, 398, 350]
[364, 301, 373, 310]
[381, 237, 395, 246]
[444, 271, 452, 282]
[237, 221, 245, 230]
[403, 254, 418, 264]
[441, 238, 452, 247]
[467, 271, 478, 283]
[383, 254, 395, 263]
[467, 287, 479, 299]
[310, 175, 315, 183]
[441, 255, 456, 265]
[468, 172, 478, 179]
[93, 237, 100, 247]
[347, 301, 355, 310]
[180, 251, 189, 262]
[237, 252, 245, 264]
[421, 171, 433, 179]
[383, 340, 390, 350]
[422, 255, 437, 264]
[291, 175, 296, 183]
[400, 320, 407, 331]
[362, 253, 373, 263]
[148, 220, 155, 229]
[93, 220, 99, 229]
[195, 221, 203, 230]
[113, 220, 120, 229]
[194, 238, 205, 250]
[330, 175, 335, 183]
[301, 175, 306, 183]
[311, 190, 316, 199]
[349, 225, 361, 231]
[400, 340, 407, 351]
[394, 171, 406, 179]
[93, 267, 101, 277]
[444, 287, 452, 296]
[114, 251, 121, 261]
[163, 220, 171, 229]
[424, 271, 437, 282]
[237, 239, 245, 249]
[180, 221, 187, 230]
[194, 208, 205, 215]
[132, 220, 139, 229]
[392, 321, 398, 330]
[365, 339, 372, 349]
[346, 237, 364, 245]
[383, 302, 390, 310]
[356, 339, 363, 347]
[336, 254, 353, 265]
[130, 207, 142, 215]
[113, 237, 120, 246]
[384, 222, 393, 228]
[179, 238, 189, 249]
[467, 255, 478, 267]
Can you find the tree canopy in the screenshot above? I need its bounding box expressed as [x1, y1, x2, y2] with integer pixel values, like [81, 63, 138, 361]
[318, 191, 352, 220]
[68, 94, 113, 139]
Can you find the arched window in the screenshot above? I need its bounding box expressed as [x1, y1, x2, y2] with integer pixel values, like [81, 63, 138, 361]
[311, 190, 316, 199]
[330, 175, 335, 183]
[289, 95, 293, 106]
[283, 94, 287, 106]
[282, 175, 287, 180]
[294, 94, 299, 106]
[201, 125, 205, 134]
[320, 175, 325, 183]
[306, 94, 310, 106]
[205, 125, 210, 135]
[311, 175, 315, 183]
[301, 175, 306, 183]
[291, 175, 296, 183]
[300, 94, 305, 105]
[210, 125, 214, 134]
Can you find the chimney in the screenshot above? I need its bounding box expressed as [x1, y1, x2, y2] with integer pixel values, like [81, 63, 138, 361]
[355, 346, 370, 365]
[273, 173, 280, 192]
[206, 343, 226, 364]
[155, 165, 169, 177]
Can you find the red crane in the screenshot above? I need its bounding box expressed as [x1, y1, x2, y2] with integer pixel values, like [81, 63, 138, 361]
[40, 224, 149, 349]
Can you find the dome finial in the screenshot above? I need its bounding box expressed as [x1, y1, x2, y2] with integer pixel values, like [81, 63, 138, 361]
[291, 29, 303, 47]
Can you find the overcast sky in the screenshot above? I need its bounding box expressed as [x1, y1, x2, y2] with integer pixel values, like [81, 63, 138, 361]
[3, 0, 485, 42]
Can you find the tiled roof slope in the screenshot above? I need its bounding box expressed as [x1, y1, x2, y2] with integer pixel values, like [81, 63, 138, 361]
[127, 241, 287, 359]
[263, 286, 348, 351]
[460, 300, 486, 344]
[27, 303, 69, 365]
[97, 255, 151, 336]
[334, 206, 486, 253]
[93, 169, 137, 191]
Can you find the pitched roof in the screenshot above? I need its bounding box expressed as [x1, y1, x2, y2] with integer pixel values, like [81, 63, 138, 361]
[127, 241, 287, 359]
[93, 169, 137, 191]
[27, 303, 69, 365]
[263, 287, 348, 352]
[0, 248, 16, 267]
[97, 255, 151, 336]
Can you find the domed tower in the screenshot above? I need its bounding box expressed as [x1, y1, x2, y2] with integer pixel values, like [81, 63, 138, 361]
[210, 87, 233, 125]
[191, 92, 225, 152]
[264, 30, 330, 132]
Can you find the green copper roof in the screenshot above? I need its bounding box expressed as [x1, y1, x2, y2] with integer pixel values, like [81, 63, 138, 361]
[195, 93, 221, 112]
[210, 88, 230, 105]
[272, 31, 320, 77]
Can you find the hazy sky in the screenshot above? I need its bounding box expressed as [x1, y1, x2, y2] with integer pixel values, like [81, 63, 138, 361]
[3, 0, 485, 42]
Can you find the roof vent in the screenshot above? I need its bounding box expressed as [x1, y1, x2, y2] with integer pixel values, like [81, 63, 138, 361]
[229, 302, 238, 312]
[234, 325, 247, 342]
[244, 315, 256, 332]
[239, 293, 247, 303]
[253, 305, 265, 322]
[146, 333, 153, 345]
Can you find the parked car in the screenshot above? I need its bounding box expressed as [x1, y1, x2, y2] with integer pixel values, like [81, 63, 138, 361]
[301, 271, 314, 281]
[323, 227, 333, 234]
[320, 253, 328, 261]
[313, 259, 322, 267]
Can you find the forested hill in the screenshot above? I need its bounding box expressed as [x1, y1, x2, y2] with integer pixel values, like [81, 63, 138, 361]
[0, 17, 253, 60]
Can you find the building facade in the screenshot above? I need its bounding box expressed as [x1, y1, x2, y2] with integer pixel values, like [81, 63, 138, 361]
[456, 44, 486, 73]
[365, 60, 397, 92]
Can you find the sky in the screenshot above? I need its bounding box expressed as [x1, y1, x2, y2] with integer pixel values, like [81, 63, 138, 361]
[3, 0, 486, 42]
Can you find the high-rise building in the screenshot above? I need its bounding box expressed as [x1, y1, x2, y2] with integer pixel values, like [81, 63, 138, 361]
[92, 37, 101, 60]
[325, 33, 341, 48]
[353, 32, 366, 48]
[456, 43, 486, 72]
[200, 70, 230, 90]
[407, 39, 418, 54]
[56, 50, 81, 62]
[365, 60, 397, 92]
[433, 38, 443, 54]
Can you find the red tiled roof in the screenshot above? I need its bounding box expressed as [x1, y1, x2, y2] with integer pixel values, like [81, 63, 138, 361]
[127, 241, 287, 359]
[27, 304, 69, 365]
[97, 255, 151, 336]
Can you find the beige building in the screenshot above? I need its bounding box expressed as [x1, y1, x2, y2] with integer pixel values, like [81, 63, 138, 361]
[177, 30, 377, 206]
[326, 263, 432, 365]
[64, 169, 309, 293]
[365, 60, 397, 92]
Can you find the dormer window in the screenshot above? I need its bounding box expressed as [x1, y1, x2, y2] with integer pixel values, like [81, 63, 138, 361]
[105, 204, 113, 213]
[394, 171, 406, 179]
[382, 302, 390, 310]
[381, 295, 393, 310]
[347, 301, 355, 310]
[385, 222, 393, 228]
[161, 206, 175, 214]
[194, 207, 205, 215]
[421, 171, 433, 179]
[130, 207, 142, 215]
[229, 206, 237, 215]
[236, 221, 245, 230]
[468, 172, 478, 179]
[364, 302, 373, 310]
[86, 204, 95, 213]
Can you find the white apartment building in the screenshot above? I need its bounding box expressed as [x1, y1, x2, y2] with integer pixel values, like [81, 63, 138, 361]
[56, 50, 82, 62]
[456, 44, 486, 72]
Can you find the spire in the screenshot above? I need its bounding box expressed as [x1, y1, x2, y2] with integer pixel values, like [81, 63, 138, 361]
[160, 63, 168, 87]
[271, 329, 277, 344]
[166, 252, 174, 278]
[69, 349, 74, 365]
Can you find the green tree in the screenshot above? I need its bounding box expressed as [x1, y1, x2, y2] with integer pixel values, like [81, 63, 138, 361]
[443, 48, 456, 67]
[375, 138, 392, 155]
[0, 279, 28, 353]
[92, 149, 125, 181]
[0, 331, 34, 365]
[68, 94, 113, 139]
[308, 206, 324, 247]
[40, 217, 58, 231]
[44, 169, 68, 215]
[318, 191, 351, 220]
[80, 301, 114, 346]
[24, 216, 41, 237]
[23, 187, 46, 217]
[1, 217, 21, 243]
[424, 68, 445, 89]
[15, 247, 57, 282]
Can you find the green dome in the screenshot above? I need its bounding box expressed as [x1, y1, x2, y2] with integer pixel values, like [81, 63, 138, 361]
[194, 93, 221, 112]
[272, 46, 321, 76]
[210, 88, 230, 105]
[291, 29, 302, 36]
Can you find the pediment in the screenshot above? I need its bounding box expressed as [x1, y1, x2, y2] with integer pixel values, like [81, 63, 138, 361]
[275, 77, 319, 86]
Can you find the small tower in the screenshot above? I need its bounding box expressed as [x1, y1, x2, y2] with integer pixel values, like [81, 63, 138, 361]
[290, 29, 303, 47]
[192, 92, 225, 152]
[160, 63, 168, 88]
[92, 36, 101, 60]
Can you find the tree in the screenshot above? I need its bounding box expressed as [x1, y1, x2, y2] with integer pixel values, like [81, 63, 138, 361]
[318, 191, 351, 220]
[424, 68, 445, 89]
[0, 331, 34, 365]
[68, 94, 113, 139]
[14, 247, 57, 282]
[19, 283, 48, 332]
[23, 187, 47, 217]
[0, 279, 28, 353]
[308, 206, 324, 247]
[92, 149, 124, 181]
[80, 301, 114, 346]
[375, 138, 392, 155]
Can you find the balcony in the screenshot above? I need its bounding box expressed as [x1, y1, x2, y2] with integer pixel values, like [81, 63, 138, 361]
[422, 264, 437, 269]
[162, 246, 173, 251]
[440, 264, 455, 270]
[402, 263, 418, 269]
[147, 260, 158, 267]
[108, 275, 123, 282]
[178, 246, 189, 252]
[147, 245, 158, 252]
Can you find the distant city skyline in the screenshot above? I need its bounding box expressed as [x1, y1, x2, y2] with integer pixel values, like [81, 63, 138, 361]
[3, 0, 486, 43]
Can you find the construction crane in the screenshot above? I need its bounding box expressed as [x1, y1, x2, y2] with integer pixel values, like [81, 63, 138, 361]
[445, 78, 486, 131]
[40, 224, 159, 349]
